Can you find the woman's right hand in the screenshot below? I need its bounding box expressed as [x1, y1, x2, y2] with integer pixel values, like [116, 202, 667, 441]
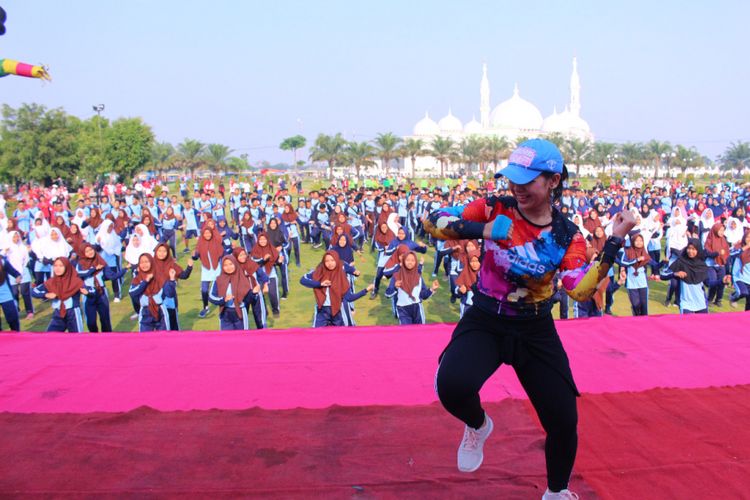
[320, 279, 331, 287]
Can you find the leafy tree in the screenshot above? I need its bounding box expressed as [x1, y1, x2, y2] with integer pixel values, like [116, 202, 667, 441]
[399, 138, 427, 178]
[206, 143, 234, 174]
[541, 133, 565, 148]
[345, 141, 376, 178]
[373, 132, 402, 176]
[719, 141, 750, 178]
[481, 135, 511, 172]
[150, 141, 176, 174]
[429, 136, 456, 178]
[309, 133, 346, 180]
[279, 135, 306, 167]
[460, 136, 484, 175]
[618, 142, 644, 177]
[0, 103, 80, 186]
[225, 156, 250, 174]
[176, 139, 206, 178]
[645, 140, 672, 178]
[105, 118, 155, 181]
[592, 141, 617, 176]
[76, 114, 111, 181]
[563, 138, 593, 177]
[673, 144, 702, 176]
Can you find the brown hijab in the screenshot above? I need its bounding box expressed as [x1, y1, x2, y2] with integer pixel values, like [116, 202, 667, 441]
[704, 223, 729, 266]
[214, 255, 252, 318]
[395, 251, 422, 300]
[250, 232, 279, 274]
[311, 251, 351, 317]
[131, 253, 168, 320]
[195, 224, 224, 269]
[44, 257, 84, 318]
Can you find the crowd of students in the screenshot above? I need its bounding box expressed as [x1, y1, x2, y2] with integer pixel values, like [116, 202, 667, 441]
[0, 174, 748, 332]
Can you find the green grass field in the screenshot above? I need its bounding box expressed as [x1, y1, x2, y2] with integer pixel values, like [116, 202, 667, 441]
[18, 235, 738, 333]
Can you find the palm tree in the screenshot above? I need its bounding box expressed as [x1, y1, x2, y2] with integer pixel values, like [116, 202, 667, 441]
[206, 143, 233, 175]
[177, 139, 206, 178]
[279, 135, 306, 167]
[719, 141, 750, 178]
[541, 133, 565, 149]
[592, 141, 617, 176]
[645, 140, 672, 178]
[373, 132, 402, 176]
[150, 141, 175, 176]
[430, 136, 456, 178]
[618, 142, 644, 177]
[399, 138, 427, 178]
[345, 141, 377, 179]
[482, 135, 511, 173]
[309, 133, 346, 180]
[563, 138, 593, 177]
[460, 136, 484, 175]
[673, 144, 702, 176]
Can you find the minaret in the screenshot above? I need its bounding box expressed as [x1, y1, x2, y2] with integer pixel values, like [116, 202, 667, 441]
[570, 56, 581, 117]
[480, 62, 490, 129]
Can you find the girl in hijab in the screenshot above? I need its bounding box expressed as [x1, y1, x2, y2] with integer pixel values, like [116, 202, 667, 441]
[129, 253, 177, 331]
[209, 255, 259, 330]
[96, 220, 124, 302]
[114, 208, 131, 239]
[281, 204, 301, 267]
[4, 231, 34, 320]
[66, 224, 88, 257]
[159, 205, 180, 257]
[232, 247, 268, 329]
[32, 257, 87, 332]
[74, 244, 128, 332]
[661, 239, 709, 314]
[583, 210, 601, 235]
[153, 243, 193, 330]
[664, 207, 689, 307]
[370, 221, 396, 299]
[29, 215, 51, 285]
[724, 217, 744, 247]
[0, 250, 22, 331]
[455, 249, 481, 318]
[620, 233, 652, 316]
[250, 232, 283, 317]
[192, 224, 226, 318]
[643, 212, 663, 277]
[31, 227, 72, 286]
[698, 208, 715, 245]
[239, 211, 257, 252]
[300, 250, 372, 327]
[385, 250, 439, 325]
[703, 223, 731, 307]
[571, 213, 590, 240]
[216, 217, 239, 254]
[729, 230, 750, 311]
[266, 218, 290, 300]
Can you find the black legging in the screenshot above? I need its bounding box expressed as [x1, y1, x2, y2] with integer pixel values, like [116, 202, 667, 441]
[436, 306, 578, 492]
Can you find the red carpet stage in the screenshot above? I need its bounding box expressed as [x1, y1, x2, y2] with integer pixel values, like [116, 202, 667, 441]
[1, 313, 749, 498]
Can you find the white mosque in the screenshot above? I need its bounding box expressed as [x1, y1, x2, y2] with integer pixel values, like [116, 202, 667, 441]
[405, 57, 594, 174]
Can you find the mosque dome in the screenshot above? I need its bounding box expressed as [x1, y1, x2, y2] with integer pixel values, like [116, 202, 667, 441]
[490, 84, 544, 131]
[438, 109, 463, 134]
[413, 112, 440, 136]
[542, 107, 592, 140]
[464, 116, 482, 135]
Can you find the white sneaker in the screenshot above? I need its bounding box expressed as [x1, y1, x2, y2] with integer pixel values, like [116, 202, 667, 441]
[113, 297, 121, 303]
[457, 413, 493, 472]
[542, 488, 579, 499]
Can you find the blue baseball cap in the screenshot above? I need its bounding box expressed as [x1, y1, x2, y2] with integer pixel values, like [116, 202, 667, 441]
[495, 138, 564, 184]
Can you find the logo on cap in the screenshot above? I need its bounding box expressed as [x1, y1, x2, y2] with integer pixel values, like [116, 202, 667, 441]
[508, 147, 536, 169]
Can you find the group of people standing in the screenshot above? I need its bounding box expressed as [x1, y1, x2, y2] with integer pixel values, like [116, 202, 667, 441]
[0, 166, 748, 333]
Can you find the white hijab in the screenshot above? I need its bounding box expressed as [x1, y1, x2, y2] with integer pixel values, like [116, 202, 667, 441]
[96, 219, 122, 256]
[724, 217, 744, 246]
[124, 226, 156, 265]
[31, 227, 72, 260]
[5, 231, 29, 275]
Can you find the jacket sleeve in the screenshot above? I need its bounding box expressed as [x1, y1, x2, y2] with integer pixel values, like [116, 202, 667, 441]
[560, 233, 621, 302]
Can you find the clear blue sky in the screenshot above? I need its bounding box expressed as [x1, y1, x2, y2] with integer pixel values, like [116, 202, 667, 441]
[2, 0, 747, 164]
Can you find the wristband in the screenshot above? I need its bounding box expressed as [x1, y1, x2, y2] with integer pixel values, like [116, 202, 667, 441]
[490, 215, 512, 240]
[601, 236, 625, 263]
